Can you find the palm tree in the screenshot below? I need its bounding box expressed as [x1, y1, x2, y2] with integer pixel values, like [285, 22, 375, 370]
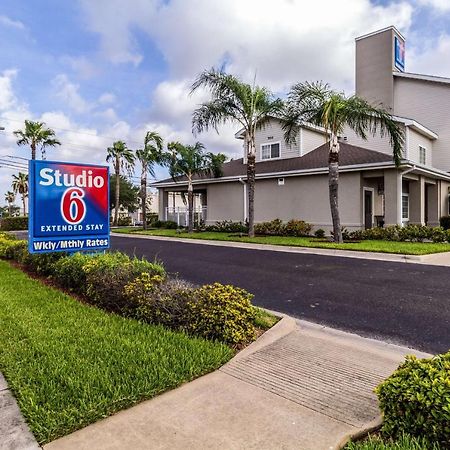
[136, 131, 164, 230]
[165, 141, 226, 233]
[12, 172, 28, 216]
[13, 120, 61, 160]
[5, 191, 15, 216]
[191, 69, 284, 237]
[283, 81, 404, 243]
[106, 141, 135, 226]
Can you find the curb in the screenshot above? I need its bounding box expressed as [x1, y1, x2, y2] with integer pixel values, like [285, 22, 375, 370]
[111, 232, 450, 266]
[335, 418, 382, 449]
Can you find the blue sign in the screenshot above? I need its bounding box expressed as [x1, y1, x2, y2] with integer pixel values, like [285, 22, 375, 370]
[28, 160, 110, 253]
[394, 36, 405, 72]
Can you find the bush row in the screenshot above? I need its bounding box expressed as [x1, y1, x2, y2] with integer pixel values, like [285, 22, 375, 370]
[345, 224, 450, 243]
[376, 352, 450, 445]
[254, 219, 312, 237]
[205, 220, 248, 233]
[0, 234, 256, 346]
[0, 216, 28, 231]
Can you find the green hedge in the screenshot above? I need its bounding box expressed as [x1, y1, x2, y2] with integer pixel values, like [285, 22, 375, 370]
[254, 219, 312, 237]
[0, 238, 257, 346]
[0, 216, 28, 231]
[376, 353, 450, 444]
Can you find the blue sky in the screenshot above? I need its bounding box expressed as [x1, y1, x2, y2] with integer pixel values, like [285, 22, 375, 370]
[1, 0, 450, 204]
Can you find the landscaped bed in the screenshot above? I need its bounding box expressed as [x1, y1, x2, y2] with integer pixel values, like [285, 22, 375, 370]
[113, 227, 450, 255]
[0, 259, 233, 444]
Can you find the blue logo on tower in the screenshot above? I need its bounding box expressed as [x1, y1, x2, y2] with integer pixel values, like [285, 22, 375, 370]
[28, 160, 110, 254]
[394, 36, 405, 72]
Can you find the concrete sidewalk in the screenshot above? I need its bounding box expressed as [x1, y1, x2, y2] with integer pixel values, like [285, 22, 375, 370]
[112, 232, 450, 267]
[44, 317, 430, 450]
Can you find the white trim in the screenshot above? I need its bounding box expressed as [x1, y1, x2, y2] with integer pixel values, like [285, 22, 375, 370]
[299, 127, 304, 156]
[419, 145, 427, 165]
[402, 192, 410, 222]
[405, 126, 409, 160]
[355, 26, 405, 42]
[260, 141, 281, 161]
[394, 71, 450, 86]
[363, 187, 375, 229]
[391, 115, 438, 139]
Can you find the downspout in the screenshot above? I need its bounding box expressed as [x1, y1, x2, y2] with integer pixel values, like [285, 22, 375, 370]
[239, 178, 247, 222]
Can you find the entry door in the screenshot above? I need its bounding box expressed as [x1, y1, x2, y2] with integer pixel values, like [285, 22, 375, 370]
[364, 190, 373, 229]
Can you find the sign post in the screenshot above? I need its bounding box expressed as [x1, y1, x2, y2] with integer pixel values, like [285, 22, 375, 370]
[28, 160, 110, 254]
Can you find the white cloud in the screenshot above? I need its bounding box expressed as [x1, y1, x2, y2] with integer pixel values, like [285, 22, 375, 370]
[409, 34, 450, 77]
[61, 55, 100, 79]
[0, 15, 26, 30]
[53, 74, 93, 114]
[418, 0, 450, 12]
[98, 92, 116, 104]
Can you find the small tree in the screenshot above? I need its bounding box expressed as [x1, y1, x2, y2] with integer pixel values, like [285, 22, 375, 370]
[14, 120, 61, 160]
[283, 82, 404, 243]
[4, 191, 15, 216]
[136, 131, 164, 230]
[191, 69, 283, 237]
[106, 141, 135, 226]
[109, 175, 140, 213]
[11, 172, 28, 216]
[165, 142, 226, 233]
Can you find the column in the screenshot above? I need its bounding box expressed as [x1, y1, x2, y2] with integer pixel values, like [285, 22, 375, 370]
[158, 189, 168, 221]
[408, 176, 425, 225]
[384, 169, 402, 226]
[426, 183, 440, 227]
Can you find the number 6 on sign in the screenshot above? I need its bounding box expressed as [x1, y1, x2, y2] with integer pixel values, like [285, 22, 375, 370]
[61, 188, 86, 224]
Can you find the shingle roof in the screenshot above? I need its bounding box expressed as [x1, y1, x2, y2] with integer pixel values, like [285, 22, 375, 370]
[154, 142, 393, 185]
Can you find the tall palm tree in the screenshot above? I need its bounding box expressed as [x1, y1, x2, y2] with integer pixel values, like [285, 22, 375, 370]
[165, 141, 226, 233]
[191, 69, 284, 237]
[5, 191, 15, 216]
[12, 172, 28, 216]
[136, 131, 164, 230]
[106, 141, 135, 226]
[283, 81, 404, 243]
[13, 120, 61, 160]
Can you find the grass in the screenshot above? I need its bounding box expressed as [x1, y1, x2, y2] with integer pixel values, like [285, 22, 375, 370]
[253, 307, 280, 330]
[0, 260, 233, 444]
[114, 227, 450, 255]
[346, 433, 441, 449]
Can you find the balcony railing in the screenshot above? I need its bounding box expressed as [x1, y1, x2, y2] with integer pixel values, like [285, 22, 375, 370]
[165, 206, 207, 227]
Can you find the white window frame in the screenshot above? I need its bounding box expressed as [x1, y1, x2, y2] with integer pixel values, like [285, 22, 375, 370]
[260, 141, 281, 161]
[419, 146, 426, 165]
[402, 193, 409, 221]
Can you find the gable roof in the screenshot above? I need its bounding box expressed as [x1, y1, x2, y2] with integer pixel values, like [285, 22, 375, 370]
[153, 142, 393, 187]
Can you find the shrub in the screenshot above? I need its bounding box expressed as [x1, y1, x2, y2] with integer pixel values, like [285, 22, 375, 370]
[52, 253, 93, 294]
[314, 228, 325, 238]
[146, 213, 159, 227]
[117, 216, 132, 226]
[83, 252, 165, 313]
[284, 219, 312, 237]
[0, 235, 27, 260]
[186, 283, 256, 346]
[126, 275, 194, 328]
[440, 216, 450, 230]
[23, 252, 68, 276]
[153, 220, 179, 229]
[376, 352, 450, 444]
[0, 216, 28, 231]
[254, 219, 284, 236]
[205, 220, 248, 233]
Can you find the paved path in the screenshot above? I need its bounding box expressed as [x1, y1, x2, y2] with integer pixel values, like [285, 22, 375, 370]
[0, 373, 40, 450]
[110, 234, 450, 354]
[44, 318, 430, 450]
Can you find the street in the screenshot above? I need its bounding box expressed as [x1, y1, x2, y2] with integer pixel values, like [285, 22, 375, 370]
[111, 235, 450, 354]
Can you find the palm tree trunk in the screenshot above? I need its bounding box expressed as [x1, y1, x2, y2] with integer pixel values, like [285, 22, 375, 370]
[31, 141, 36, 160]
[329, 135, 342, 243]
[22, 195, 26, 216]
[246, 135, 256, 237]
[113, 158, 120, 227]
[187, 179, 194, 233]
[141, 169, 147, 230]
[8, 203, 12, 216]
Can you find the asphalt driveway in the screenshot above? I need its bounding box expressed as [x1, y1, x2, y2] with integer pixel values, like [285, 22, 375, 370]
[110, 235, 450, 354]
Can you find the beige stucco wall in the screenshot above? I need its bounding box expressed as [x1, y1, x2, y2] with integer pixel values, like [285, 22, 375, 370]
[407, 128, 433, 167]
[206, 182, 245, 223]
[301, 128, 327, 155]
[394, 77, 450, 171]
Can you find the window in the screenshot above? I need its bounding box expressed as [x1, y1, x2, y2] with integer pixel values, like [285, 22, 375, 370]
[261, 142, 280, 160]
[402, 193, 409, 220]
[419, 146, 426, 165]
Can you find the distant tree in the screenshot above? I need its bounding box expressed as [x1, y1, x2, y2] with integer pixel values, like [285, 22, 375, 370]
[13, 120, 61, 160]
[4, 191, 15, 216]
[109, 175, 139, 214]
[165, 141, 226, 233]
[283, 81, 404, 242]
[136, 131, 164, 230]
[191, 68, 283, 237]
[11, 172, 28, 215]
[106, 141, 135, 226]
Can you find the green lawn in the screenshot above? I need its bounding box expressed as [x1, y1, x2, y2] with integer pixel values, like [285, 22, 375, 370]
[346, 433, 441, 449]
[113, 228, 450, 255]
[0, 260, 233, 444]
